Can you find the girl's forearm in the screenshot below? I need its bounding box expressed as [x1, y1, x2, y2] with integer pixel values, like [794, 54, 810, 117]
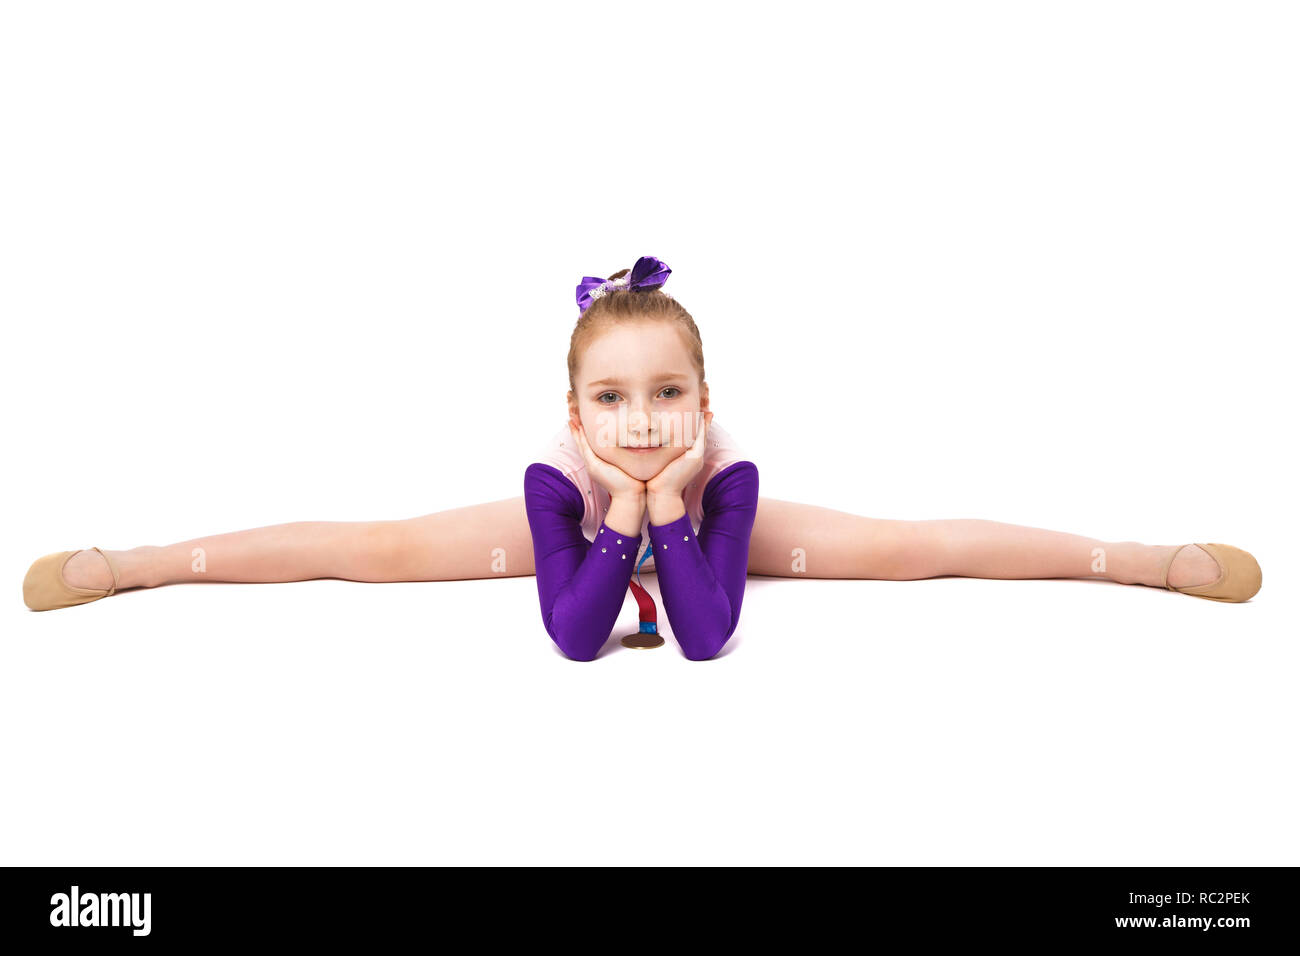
[647, 491, 686, 526]
[545, 518, 645, 661]
[606, 493, 647, 538]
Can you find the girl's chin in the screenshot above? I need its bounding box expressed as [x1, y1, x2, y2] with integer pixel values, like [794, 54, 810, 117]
[620, 451, 663, 467]
[597, 447, 680, 473]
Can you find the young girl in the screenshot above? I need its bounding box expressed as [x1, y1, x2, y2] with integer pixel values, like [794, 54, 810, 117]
[22, 255, 1263, 659]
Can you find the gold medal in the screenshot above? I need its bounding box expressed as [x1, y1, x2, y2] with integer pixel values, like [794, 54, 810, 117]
[621, 631, 665, 649]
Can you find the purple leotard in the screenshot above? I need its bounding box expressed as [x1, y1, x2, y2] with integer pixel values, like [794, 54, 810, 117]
[523, 459, 760, 661]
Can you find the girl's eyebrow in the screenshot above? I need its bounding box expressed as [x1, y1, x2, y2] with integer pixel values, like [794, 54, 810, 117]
[588, 372, 690, 387]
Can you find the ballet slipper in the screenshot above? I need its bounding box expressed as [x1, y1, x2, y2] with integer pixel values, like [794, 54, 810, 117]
[1156, 543, 1262, 603]
[22, 547, 120, 611]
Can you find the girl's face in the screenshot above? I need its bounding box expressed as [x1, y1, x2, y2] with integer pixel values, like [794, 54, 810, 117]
[568, 321, 710, 482]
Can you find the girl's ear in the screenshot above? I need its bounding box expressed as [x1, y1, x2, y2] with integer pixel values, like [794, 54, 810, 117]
[699, 381, 710, 412]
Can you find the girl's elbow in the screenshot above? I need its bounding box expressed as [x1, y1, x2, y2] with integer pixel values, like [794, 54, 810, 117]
[543, 608, 603, 661]
[680, 633, 729, 661]
[546, 622, 602, 661]
[552, 632, 601, 662]
[679, 613, 738, 660]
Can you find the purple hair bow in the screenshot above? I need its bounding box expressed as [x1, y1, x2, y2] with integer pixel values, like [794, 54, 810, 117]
[575, 255, 672, 313]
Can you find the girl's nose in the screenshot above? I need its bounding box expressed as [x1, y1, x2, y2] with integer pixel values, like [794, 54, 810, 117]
[627, 407, 657, 442]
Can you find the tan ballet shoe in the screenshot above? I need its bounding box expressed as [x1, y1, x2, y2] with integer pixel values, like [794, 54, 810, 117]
[22, 547, 121, 611]
[1157, 543, 1262, 603]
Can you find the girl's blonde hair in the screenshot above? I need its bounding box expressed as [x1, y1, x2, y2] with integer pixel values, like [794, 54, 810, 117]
[566, 268, 706, 395]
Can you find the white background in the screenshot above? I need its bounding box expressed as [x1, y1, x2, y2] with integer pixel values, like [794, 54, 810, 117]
[2, 1, 1295, 865]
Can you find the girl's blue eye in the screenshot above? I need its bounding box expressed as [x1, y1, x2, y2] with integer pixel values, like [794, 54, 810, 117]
[597, 387, 680, 404]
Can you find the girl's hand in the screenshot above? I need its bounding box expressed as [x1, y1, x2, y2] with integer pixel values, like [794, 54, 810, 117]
[646, 411, 712, 499]
[569, 418, 646, 500]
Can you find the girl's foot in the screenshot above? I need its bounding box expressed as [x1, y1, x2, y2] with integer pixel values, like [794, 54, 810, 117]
[61, 549, 120, 590]
[61, 547, 156, 590]
[1161, 544, 1222, 589]
[24, 546, 161, 611]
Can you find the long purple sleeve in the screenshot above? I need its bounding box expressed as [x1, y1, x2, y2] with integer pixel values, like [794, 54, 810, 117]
[523, 462, 644, 661]
[647, 461, 759, 660]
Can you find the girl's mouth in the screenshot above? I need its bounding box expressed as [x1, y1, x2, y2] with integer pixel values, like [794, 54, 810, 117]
[622, 446, 661, 453]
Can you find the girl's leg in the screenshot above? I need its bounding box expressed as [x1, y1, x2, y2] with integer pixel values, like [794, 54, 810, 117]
[747, 497, 1219, 588]
[62, 497, 536, 590]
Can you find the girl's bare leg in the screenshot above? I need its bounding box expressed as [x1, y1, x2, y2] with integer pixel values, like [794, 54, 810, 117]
[62, 497, 536, 590]
[63, 493, 1222, 593]
[747, 497, 1221, 589]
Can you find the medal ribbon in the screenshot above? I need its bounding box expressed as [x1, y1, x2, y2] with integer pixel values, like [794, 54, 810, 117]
[627, 540, 658, 634]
